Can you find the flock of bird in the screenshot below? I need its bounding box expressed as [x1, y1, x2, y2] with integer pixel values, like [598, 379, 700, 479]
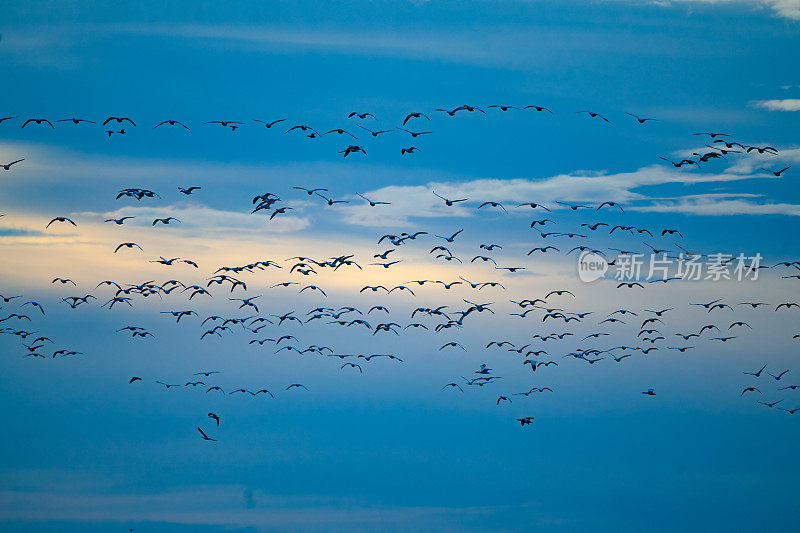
[0, 109, 792, 168]
[1, 105, 797, 441]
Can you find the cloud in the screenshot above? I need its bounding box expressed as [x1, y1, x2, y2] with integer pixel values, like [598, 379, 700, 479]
[633, 195, 800, 215]
[0, 485, 532, 530]
[642, 0, 800, 20]
[752, 99, 800, 112]
[1, 20, 721, 74]
[722, 146, 800, 174]
[340, 163, 784, 226]
[0, 227, 46, 237]
[762, 0, 800, 18]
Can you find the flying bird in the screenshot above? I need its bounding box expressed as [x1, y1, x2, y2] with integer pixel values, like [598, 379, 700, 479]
[0, 159, 24, 170]
[46, 217, 76, 228]
[197, 427, 216, 441]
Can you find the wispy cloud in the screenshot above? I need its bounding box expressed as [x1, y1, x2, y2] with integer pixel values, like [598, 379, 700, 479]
[0, 485, 536, 530]
[641, 0, 800, 20]
[633, 195, 800, 215]
[1, 20, 714, 73]
[752, 99, 800, 112]
[0, 227, 46, 238]
[342, 163, 785, 226]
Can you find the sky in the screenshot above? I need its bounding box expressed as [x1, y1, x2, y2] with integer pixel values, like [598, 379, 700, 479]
[1, 1, 800, 532]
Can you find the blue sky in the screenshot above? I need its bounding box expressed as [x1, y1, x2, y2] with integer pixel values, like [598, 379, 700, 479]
[1, 1, 800, 531]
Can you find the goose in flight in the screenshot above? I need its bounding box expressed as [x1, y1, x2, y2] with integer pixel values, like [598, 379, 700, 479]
[114, 242, 143, 253]
[690, 299, 721, 309]
[693, 131, 731, 138]
[625, 112, 657, 123]
[316, 194, 349, 206]
[294, 186, 328, 196]
[0, 159, 24, 170]
[528, 246, 559, 254]
[659, 157, 696, 168]
[524, 105, 552, 113]
[597, 201, 624, 211]
[205, 120, 244, 127]
[153, 120, 189, 130]
[762, 166, 790, 177]
[575, 110, 610, 122]
[356, 193, 390, 206]
[324, 128, 358, 139]
[341, 363, 363, 373]
[440, 342, 466, 351]
[21, 118, 54, 128]
[478, 201, 507, 213]
[436, 229, 464, 242]
[286, 124, 318, 136]
[46, 217, 76, 228]
[432, 191, 467, 206]
[545, 290, 574, 298]
[402, 112, 430, 125]
[496, 266, 525, 273]
[197, 427, 216, 441]
[152, 217, 180, 226]
[554, 201, 589, 211]
[355, 124, 392, 137]
[103, 116, 136, 126]
[252, 118, 286, 128]
[488, 105, 520, 111]
[746, 145, 778, 154]
[104, 216, 135, 225]
[340, 145, 366, 157]
[396, 127, 432, 137]
[743, 364, 767, 377]
[517, 202, 550, 211]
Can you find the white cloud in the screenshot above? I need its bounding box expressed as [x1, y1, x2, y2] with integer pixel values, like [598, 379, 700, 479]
[341, 163, 786, 226]
[642, 0, 800, 20]
[633, 195, 800, 215]
[763, 0, 800, 18]
[752, 99, 800, 112]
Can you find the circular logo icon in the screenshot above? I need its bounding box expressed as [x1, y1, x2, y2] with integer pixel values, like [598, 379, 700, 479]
[578, 251, 608, 282]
